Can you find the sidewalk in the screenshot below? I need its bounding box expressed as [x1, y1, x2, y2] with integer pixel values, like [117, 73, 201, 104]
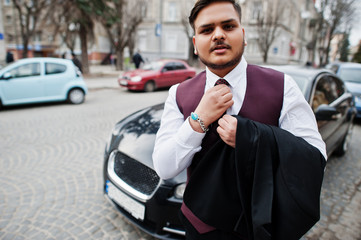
[83, 64, 123, 90]
[85, 64, 123, 78]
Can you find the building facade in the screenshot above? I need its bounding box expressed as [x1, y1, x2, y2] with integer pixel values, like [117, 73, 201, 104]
[1, 0, 319, 66]
[1, 0, 60, 61]
[134, 0, 319, 65]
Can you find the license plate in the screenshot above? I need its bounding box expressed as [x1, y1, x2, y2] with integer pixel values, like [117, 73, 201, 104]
[106, 181, 145, 221]
[119, 80, 128, 86]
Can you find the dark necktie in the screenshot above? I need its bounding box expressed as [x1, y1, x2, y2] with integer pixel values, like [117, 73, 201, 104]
[214, 78, 230, 86]
[214, 78, 230, 118]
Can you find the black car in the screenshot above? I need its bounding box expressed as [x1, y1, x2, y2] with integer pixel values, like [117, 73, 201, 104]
[326, 62, 361, 119]
[103, 66, 356, 240]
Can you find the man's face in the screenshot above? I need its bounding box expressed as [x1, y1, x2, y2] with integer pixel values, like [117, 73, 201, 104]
[192, 2, 246, 76]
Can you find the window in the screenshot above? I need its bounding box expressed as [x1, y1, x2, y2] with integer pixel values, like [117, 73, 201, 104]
[252, 1, 262, 20]
[46, 63, 66, 75]
[167, 2, 177, 22]
[162, 63, 175, 72]
[165, 33, 177, 52]
[9, 63, 41, 78]
[338, 68, 361, 83]
[6, 15, 12, 24]
[33, 32, 42, 42]
[7, 34, 13, 42]
[173, 62, 186, 70]
[312, 76, 345, 111]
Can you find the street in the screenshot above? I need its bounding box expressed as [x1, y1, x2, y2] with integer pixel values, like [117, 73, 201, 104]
[0, 87, 361, 240]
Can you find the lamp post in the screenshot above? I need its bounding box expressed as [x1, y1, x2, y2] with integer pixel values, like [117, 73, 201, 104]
[157, 0, 163, 59]
[0, 0, 6, 64]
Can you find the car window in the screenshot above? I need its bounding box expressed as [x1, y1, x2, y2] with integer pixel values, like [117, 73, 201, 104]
[8, 63, 40, 78]
[325, 64, 339, 73]
[142, 61, 163, 71]
[163, 63, 175, 72]
[312, 75, 345, 111]
[46, 63, 67, 75]
[338, 68, 361, 83]
[173, 62, 186, 70]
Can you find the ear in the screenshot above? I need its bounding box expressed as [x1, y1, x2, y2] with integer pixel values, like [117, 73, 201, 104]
[192, 36, 198, 55]
[243, 28, 247, 46]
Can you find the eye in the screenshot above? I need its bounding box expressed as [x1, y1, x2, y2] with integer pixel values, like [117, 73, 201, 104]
[200, 27, 213, 34]
[224, 24, 235, 30]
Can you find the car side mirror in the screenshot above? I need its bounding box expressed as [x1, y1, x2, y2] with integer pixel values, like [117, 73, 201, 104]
[161, 68, 167, 73]
[0, 72, 12, 80]
[315, 104, 339, 121]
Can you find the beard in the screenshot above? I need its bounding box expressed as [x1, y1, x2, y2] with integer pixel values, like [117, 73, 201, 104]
[197, 38, 245, 70]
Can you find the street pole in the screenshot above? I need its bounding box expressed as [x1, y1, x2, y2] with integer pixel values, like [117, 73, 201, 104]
[158, 0, 163, 59]
[0, 0, 6, 65]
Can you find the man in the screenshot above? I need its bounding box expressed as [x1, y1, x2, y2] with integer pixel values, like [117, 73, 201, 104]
[153, 0, 327, 239]
[132, 50, 144, 69]
[6, 51, 14, 64]
[71, 53, 83, 73]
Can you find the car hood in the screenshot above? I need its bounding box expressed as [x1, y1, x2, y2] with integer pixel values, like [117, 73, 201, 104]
[345, 81, 361, 94]
[108, 103, 187, 185]
[111, 104, 163, 170]
[122, 69, 159, 78]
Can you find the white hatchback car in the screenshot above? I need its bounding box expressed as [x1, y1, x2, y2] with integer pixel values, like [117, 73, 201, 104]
[0, 57, 88, 108]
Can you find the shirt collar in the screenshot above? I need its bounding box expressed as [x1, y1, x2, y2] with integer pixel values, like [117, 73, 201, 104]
[205, 56, 248, 89]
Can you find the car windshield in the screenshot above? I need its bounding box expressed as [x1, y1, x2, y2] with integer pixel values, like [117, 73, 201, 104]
[142, 61, 163, 71]
[338, 68, 361, 83]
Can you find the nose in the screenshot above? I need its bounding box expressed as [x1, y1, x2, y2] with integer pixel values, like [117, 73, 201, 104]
[212, 26, 225, 41]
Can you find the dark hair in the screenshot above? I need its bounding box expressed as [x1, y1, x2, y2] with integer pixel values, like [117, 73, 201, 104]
[189, 0, 242, 30]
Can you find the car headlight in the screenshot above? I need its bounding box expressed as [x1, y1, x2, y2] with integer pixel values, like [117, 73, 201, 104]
[174, 183, 186, 199]
[131, 76, 142, 82]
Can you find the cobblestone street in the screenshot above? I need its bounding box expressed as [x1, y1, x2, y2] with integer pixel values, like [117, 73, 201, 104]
[305, 121, 361, 240]
[0, 86, 361, 239]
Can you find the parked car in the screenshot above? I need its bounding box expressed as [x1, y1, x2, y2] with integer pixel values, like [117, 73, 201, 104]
[0, 57, 87, 109]
[103, 66, 356, 240]
[326, 62, 361, 119]
[118, 59, 196, 92]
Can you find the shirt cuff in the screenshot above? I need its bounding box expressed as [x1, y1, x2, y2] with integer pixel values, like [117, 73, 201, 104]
[176, 116, 205, 148]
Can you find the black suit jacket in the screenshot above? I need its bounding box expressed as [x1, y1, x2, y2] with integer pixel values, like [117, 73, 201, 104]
[183, 116, 326, 240]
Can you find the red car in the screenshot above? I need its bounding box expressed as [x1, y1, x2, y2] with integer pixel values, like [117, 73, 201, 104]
[118, 59, 196, 92]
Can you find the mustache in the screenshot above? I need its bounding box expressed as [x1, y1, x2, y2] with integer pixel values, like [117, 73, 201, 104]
[210, 41, 231, 52]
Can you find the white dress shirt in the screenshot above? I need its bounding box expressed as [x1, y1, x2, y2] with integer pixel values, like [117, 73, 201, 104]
[153, 57, 327, 180]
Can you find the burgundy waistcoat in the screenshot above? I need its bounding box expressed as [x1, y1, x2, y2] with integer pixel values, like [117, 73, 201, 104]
[175, 64, 284, 234]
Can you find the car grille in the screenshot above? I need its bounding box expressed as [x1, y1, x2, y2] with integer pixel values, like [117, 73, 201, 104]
[113, 151, 160, 196]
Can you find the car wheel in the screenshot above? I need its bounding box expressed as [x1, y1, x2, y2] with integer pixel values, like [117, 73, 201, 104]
[144, 81, 156, 92]
[334, 123, 353, 156]
[67, 88, 85, 104]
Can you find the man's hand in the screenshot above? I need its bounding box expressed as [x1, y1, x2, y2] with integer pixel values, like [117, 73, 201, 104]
[217, 115, 237, 148]
[189, 85, 234, 133]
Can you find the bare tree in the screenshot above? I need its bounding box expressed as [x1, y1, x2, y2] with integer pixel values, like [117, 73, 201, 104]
[12, 0, 53, 58]
[316, 0, 356, 65]
[96, 0, 147, 70]
[181, 16, 196, 65]
[44, 1, 77, 53]
[255, 0, 285, 63]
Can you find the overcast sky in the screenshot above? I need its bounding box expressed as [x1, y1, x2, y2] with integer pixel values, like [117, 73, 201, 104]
[349, 1, 361, 46]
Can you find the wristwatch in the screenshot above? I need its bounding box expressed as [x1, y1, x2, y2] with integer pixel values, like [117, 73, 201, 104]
[190, 112, 209, 132]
